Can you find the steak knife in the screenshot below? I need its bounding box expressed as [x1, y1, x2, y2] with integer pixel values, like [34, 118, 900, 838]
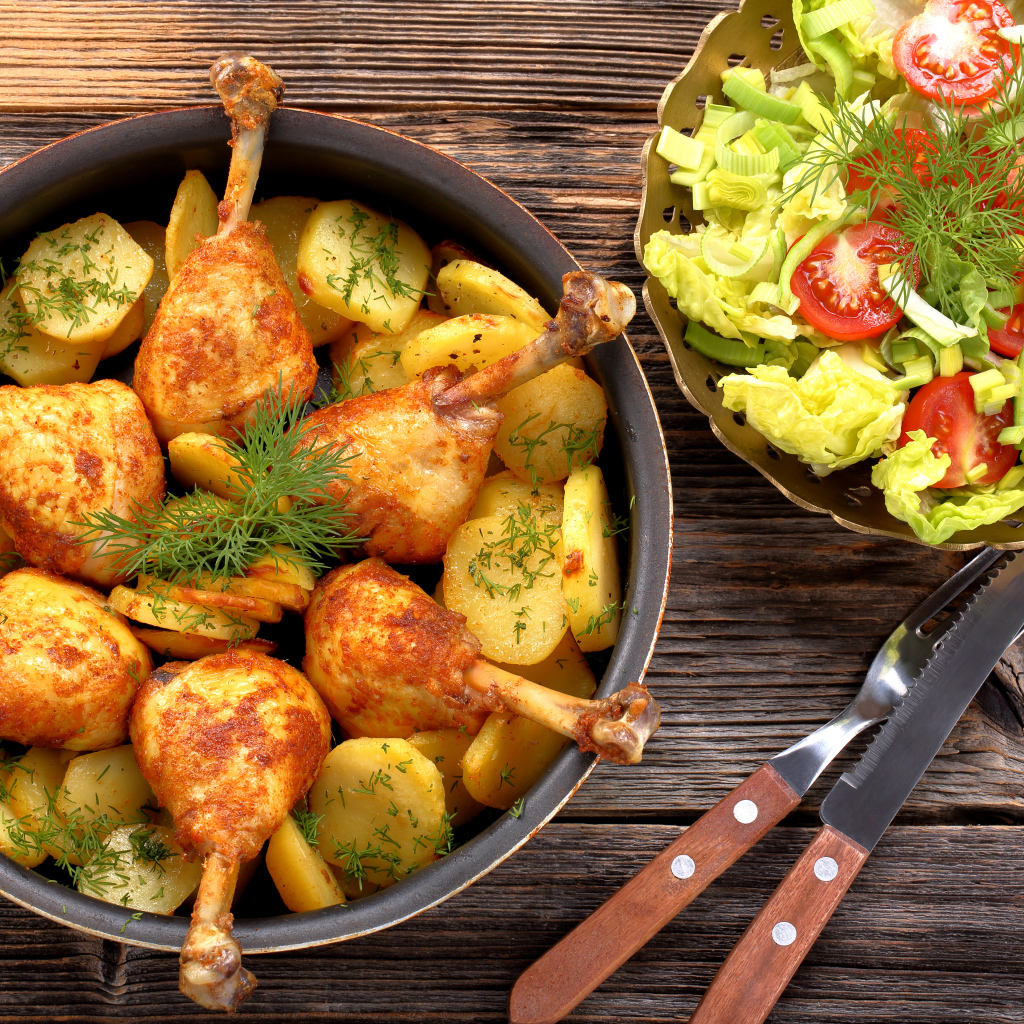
[688, 548, 1024, 1024]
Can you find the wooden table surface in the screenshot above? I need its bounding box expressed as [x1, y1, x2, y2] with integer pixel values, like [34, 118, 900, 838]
[1, 2, 1022, 1021]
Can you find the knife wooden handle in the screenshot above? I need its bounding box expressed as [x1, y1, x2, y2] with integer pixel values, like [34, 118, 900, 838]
[688, 824, 869, 1024]
[508, 763, 800, 1024]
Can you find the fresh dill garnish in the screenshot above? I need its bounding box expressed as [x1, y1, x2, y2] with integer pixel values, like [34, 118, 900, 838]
[782, 63, 1024, 325]
[332, 838, 383, 890]
[128, 827, 177, 868]
[507, 415, 603, 490]
[499, 764, 516, 788]
[581, 601, 624, 636]
[292, 808, 324, 846]
[75, 386, 362, 585]
[509, 797, 525, 819]
[327, 347, 404, 405]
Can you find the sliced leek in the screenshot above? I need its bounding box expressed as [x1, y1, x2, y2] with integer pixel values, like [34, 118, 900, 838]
[801, 0, 874, 40]
[685, 320, 767, 366]
[716, 112, 780, 175]
[805, 33, 854, 98]
[722, 71, 802, 123]
[699, 230, 772, 277]
[656, 126, 706, 171]
[704, 168, 768, 211]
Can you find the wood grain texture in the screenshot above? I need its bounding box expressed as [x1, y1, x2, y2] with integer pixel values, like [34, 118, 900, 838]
[0, 3, 1022, 1021]
[509, 764, 800, 1024]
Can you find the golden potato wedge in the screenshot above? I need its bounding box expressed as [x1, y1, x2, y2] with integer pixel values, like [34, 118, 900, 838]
[296, 199, 430, 334]
[310, 738, 447, 899]
[266, 812, 346, 912]
[443, 512, 567, 665]
[330, 309, 446, 401]
[128, 626, 278, 660]
[436, 260, 549, 333]
[108, 584, 259, 641]
[250, 195, 354, 347]
[17, 213, 154, 344]
[192, 574, 310, 614]
[77, 823, 202, 912]
[401, 313, 536, 381]
[562, 464, 622, 652]
[0, 798, 47, 868]
[406, 729, 484, 829]
[57, 746, 155, 834]
[427, 240, 488, 315]
[123, 220, 169, 335]
[469, 470, 564, 525]
[168, 432, 246, 499]
[462, 632, 596, 810]
[99, 294, 145, 359]
[247, 546, 318, 592]
[4, 747, 71, 863]
[0, 281, 104, 386]
[165, 169, 218, 280]
[136, 575, 283, 624]
[495, 363, 608, 485]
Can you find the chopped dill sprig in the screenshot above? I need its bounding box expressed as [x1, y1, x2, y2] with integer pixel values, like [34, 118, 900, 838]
[507, 414, 602, 490]
[75, 386, 363, 585]
[467, 501, 560, 603]
[292, 808, 324, 847]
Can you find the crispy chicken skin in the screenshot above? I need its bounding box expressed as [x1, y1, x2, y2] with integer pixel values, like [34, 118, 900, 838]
[133, 222, 317, 444]
[303, 558, 488, 737]
[130, 650, 331, 861]
[0, 379, 165, 588]
[300, 366, 499, 564]
[0, 568, 152, 750]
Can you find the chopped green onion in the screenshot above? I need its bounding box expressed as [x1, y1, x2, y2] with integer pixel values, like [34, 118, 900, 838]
[970, 367, 1007, 413]
[982, 303, 1011, 329]
[998, 425, 1024, 445]
[938, 344, 963, 377]
[890, 355, 934, 390]
[669, 104, 735, 186]
[998, 464, 1024, 488]
[792, 81, 833, 131]
[801, 0, 874, 40]
[722, 71, 802, 123]
[852, 69, 876, 93]
[704, 168, 768, 211]
[892, 340, 919, 364]
[752, 120, 802, 170]
[805, 33, 854, 98]
[689, 181, 711, 209]
[988, 282, 1024, 307]
[685, 320, 767, 366]
[657, 127, 706, 171]
[965, 462, 989, 484]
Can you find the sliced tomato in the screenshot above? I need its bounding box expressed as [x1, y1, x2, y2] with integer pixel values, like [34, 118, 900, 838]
[790, 221, 920, 341]
[900, 371, 1017, 487]
[845, 129, 934, 208]
[988, 303, 1024, 357]
[892, 0, 1018, 106]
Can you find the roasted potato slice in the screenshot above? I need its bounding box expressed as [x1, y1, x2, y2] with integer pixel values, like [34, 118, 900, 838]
[329, 309, 446, 401]
[17, 213, 154, 344]
[77, 823, 202, 913]
[469, 470, 564, 525]
[57, 746, 155, 830]
[0, 281, 103, 386]
[99, 295, 145, 359]
[406, 729, 484, 828]
[562, 464, 622, 652]
[128, 626, 278, 660]
[0, 797, 47, 868]
[296, 199, 430, 334]
[427, 240, 488, 315]
[4, 747, 71, 863]
[250, 196, 354, 347]
[443, 511, 567, 665]
[246, 546, 317, 592]
[165, 170, 218, 280]
[462, 632, 596, 809]
[436, 260, 549, 333]
[309, 738, 447, 899]
[123, 220, 170, 335]
[495, 363, 607, 485]
[168, 432, 246, 500]
[266, 812, 346, 912]
[401, 313, 536, 381]
[108, 584, 259, 641]
[136, 575, 283, 624]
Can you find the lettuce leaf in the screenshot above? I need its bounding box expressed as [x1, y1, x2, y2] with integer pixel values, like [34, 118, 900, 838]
[794, 0, 897, 83]
[871, 430, 1024, 543]
[720, 349, 905, 473]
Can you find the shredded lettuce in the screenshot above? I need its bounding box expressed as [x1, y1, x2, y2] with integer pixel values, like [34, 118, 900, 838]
[794, 0, 898, 85]
[720, 349, 905, 474]
[871, 430, 1024, 542]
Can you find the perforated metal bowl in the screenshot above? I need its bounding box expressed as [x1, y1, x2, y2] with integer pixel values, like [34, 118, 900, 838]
[635, 0, 1024, 550]
[0, 107, 673, 950]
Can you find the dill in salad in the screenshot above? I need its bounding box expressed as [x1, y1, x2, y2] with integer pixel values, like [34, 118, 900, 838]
[644, 0, 1024, 544]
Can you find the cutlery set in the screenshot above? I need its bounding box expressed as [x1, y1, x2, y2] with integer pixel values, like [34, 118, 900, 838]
[510, 547, 1024, 1023]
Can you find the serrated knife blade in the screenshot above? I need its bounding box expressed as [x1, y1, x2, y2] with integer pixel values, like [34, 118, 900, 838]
[687, 549, 1024, 1024]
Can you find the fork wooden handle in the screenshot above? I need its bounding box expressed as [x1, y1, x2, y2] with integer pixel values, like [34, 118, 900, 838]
[507, 763, 800, 1024]
[688, 824, 869, 1024]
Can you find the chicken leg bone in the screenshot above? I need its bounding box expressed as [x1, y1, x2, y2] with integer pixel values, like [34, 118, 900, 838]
[209, 53, 284, 234]
[462, 661, 659, 765]
[435, 271, 636, 413]
[179, 851, 255, 1012]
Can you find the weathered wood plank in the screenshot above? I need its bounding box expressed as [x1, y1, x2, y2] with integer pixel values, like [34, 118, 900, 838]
[0, 824, 1020, 1021]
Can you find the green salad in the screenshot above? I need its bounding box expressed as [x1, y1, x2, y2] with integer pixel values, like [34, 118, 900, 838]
[644, 0, 1024, 543]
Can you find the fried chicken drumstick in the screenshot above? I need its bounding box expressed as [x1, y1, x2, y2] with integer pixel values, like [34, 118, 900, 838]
[130, 651, 331, 1011]
[300, 271, 635, 564]
[303, 559, 659, 764]
[133, 54, 317, 444]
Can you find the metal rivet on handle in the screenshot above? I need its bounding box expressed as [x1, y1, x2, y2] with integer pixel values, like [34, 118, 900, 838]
[772, 921, 797, 946]
[733, 799, 758, 824]
[814, 856, 839, 882]
[670, 855, 695, 879]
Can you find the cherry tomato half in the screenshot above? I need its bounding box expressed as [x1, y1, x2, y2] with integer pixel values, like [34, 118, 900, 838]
[900, 371, 1017, 487]
[845, 129, 934, 208]
[988, 303, 1024, 357]
[790, 221, 920, 341]
[892, 0, 1018, 106]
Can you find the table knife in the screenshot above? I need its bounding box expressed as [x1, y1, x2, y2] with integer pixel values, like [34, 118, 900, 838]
[508, 546, 1003, 1024]
[688, 548, 1024, 1024]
